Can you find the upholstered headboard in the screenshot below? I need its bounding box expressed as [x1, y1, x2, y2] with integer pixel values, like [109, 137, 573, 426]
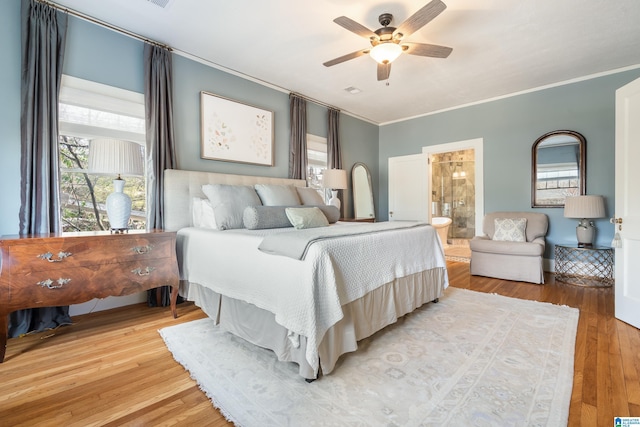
[163, 169, 307, 231]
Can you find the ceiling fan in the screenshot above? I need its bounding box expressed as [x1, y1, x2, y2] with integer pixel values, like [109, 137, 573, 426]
[323, 0, 453, 81]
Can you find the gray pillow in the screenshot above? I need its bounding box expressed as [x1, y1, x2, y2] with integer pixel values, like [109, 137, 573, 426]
[254, 184, 301, 206]
[313, 205, 340, 223]
[202, 184, 262, 230]
[243, 206, 293, 230]
[296, 186, 325, 205]
[243, 205, 341, 230]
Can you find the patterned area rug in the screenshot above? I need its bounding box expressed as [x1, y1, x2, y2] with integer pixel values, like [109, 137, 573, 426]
[160, 288, 578, 426]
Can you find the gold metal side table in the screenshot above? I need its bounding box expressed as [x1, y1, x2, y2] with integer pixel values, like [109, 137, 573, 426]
[554, 244, 614, 287]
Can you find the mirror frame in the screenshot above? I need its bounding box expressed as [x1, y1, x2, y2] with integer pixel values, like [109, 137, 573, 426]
[531, 130, 586, 208]
[351, 162, 375, 220]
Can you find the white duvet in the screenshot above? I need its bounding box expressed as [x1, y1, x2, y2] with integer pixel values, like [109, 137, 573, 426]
[177, 221, 448, 375]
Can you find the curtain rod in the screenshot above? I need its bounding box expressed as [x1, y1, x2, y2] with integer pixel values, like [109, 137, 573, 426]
[40, 0, 171, 51]
[41, 1, 354, 120]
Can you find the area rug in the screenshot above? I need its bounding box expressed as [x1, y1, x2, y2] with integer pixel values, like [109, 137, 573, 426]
[159, 288, 579, 426]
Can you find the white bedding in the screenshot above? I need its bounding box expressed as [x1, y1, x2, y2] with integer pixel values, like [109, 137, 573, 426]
[177, 221, 448, 376]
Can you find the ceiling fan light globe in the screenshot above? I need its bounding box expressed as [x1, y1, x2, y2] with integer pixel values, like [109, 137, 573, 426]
[370, 43, 402, 64]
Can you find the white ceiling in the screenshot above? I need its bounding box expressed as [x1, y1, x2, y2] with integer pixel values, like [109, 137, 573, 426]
[52, 0, 640, 124]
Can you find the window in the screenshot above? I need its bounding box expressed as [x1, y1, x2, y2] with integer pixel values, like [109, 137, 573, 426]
[306, 134, 327, 191]
[58, 76, 146, 232]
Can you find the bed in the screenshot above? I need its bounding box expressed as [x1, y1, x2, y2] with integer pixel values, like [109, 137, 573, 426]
[163, 169, 448, 380]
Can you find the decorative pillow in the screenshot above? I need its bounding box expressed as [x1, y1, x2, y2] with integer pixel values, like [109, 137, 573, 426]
[201, 184, 262, 230]
[493, 218, 527, 242]
[254, 184, 301, 206]
[296, 186, 325, 206]
[243, 205, 340, 229]
[313, 205, 340, 224]
[285, 207, 329, 230]
[243, 206, 293, 230]
[191, 197, 217, 229]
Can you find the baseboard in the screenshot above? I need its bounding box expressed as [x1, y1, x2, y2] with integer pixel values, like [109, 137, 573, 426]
[544, 258, 555, 273]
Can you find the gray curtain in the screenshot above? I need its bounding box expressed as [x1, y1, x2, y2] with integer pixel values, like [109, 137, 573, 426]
[144, 43, 177, 306]
[288, 94, 307, 180]
[327, 108, 343, 214]
[10, 0, 72, 337]
[327, 108, 342, 170]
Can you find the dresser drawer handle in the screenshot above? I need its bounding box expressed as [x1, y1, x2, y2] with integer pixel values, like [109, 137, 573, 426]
[37, 278, 71, 289]
[132, 245, 154, 254]
[37, 251, 72, 262]
[131, 267, 155, 276]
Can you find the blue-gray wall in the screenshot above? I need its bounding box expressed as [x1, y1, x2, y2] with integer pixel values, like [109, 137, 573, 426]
[379, 68, 640, 257]
[0, 0, 378, 235]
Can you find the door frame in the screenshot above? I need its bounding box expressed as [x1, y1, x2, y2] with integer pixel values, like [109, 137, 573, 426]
[422, 138, 484, 236]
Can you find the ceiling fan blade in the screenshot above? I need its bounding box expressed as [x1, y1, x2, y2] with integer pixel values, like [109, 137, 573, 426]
[323, 49, 369, 67]
[333, 16, 378, 40]
[377, 63, 391, 81]
[394, 0, 447, 39]
[402, 42, 452, 58]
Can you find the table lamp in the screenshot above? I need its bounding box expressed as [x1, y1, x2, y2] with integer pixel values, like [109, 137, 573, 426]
[322, 169, 348, 210]
[563, 195, 605, 247]
[88, 138, 144, 232]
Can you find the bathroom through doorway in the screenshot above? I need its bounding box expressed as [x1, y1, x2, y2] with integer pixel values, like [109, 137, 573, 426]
[423, 139, 484, 260]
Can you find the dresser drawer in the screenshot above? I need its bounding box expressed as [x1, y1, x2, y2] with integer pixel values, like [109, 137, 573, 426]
[7, 235, 174, 275]
[5, 258, 177, 310]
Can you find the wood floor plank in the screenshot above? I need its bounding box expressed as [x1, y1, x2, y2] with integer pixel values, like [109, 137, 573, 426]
[618, 319, 640, 406]
[596, 310, 613, 426]
[1, 261, 639, 425]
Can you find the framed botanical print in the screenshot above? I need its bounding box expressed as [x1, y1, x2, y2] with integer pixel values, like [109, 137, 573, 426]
[200, 91, 274, 166]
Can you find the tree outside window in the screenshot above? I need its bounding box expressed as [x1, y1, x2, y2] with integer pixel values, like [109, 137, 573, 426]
[58, 76, 146, 232]
[59, 136, 145, 232]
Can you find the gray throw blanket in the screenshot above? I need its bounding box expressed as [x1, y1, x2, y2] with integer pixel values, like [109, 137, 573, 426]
[258, 221, 428, 260]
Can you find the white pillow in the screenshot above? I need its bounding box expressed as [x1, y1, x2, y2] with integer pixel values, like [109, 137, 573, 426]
[192, 197, 217, 229]
[296, 186, 325, 206]
[285, 207, 329, 230]
[254, 184, 301, 206]
[493, 218, 527, 242]
[201, 184, 262, 230]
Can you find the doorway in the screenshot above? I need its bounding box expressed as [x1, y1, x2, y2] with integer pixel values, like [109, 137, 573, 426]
[430, 149, 476, 239]
[423, 139, 484, 260]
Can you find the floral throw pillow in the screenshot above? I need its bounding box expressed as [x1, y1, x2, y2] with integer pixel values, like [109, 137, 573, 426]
[493, 218, 527, 242]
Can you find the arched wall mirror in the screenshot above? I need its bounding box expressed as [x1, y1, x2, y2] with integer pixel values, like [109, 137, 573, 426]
[352, 162, 375, 220]
[532, 130, 586, 208]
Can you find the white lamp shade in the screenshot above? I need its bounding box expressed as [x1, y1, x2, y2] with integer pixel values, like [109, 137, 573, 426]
[323, 169, 348, 190]
[370, 43, 402, 64]
[564, 195, 605, 219]
[88, 138, 144, 177]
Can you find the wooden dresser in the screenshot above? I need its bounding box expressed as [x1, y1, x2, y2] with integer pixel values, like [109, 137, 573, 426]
[0, 230, 180, 362]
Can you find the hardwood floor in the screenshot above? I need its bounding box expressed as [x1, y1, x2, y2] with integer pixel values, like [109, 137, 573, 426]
[1, 261, 638, 426]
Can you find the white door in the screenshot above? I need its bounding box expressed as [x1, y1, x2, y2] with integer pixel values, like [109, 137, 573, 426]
[388, 153, 429, 221]
[614, 77, 640, 329]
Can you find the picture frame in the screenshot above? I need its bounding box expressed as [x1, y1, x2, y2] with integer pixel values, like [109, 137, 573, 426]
[200, 91, 274, 166]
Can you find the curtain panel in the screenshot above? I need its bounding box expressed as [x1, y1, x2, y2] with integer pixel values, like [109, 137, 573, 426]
[327, 108, 342, 170]
[144, 43, 177, 307]
[144, 43, 177, 231]
[288, 94, 307, 180]
[327, 108, 344, 215]
[10, 0, 72, 337]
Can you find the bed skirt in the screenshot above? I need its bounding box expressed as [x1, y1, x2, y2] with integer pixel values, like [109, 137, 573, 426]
[181, 267, 447, 379]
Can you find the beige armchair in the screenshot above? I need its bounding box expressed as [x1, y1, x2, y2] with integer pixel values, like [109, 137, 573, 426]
[470, 212, 548, 284]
